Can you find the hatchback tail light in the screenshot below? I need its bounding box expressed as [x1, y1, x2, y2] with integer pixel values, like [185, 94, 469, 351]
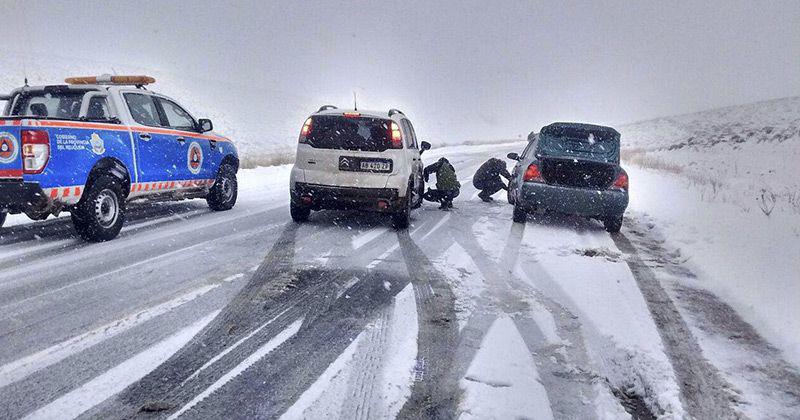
[389, 122, 402, 149]
[523, 163, 542, 182]
[611, 169, 628, 191]
[22, 130, 50, 174]
[299, 117, 312, 143]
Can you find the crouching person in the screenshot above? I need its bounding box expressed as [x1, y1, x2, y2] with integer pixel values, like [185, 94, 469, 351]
[473, 157, 511, 202]
[423, 157, 461, 210]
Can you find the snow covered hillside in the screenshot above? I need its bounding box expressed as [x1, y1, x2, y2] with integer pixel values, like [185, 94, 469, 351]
[618, 97, 800, 369]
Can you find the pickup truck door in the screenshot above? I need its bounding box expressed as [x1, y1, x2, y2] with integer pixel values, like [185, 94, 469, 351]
[123, 92, 182, 184]
[154, 97, 212, 182]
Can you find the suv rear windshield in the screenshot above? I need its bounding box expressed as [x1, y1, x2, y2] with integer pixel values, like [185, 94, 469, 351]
[10, 89, 91, 119]
[538, 127, 620, 163]
[306, 115, 392, 152]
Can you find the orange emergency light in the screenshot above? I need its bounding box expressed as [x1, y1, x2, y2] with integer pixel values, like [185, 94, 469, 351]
[65, 75, 156, 85]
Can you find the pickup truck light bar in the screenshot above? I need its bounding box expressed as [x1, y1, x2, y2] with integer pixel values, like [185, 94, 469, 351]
[65, 75, 156, 86]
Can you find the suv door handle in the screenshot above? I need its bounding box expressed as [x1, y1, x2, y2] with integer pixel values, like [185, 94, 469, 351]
[176, 137, 186, 144]
[139, 133, 151, 141]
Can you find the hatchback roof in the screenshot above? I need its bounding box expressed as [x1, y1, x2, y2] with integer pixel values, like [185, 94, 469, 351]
[542, 122, 620, 137]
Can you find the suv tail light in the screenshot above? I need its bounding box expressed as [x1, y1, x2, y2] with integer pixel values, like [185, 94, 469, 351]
[389, 122, 403, 149]
[22, 130, 50, 174]
[298, 117, 312, 143]
[611, 169, 628, 191]
[523, 163, 542, 182]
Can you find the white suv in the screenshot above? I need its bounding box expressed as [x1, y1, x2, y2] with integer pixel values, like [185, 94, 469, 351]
[289, 106, 430, 228]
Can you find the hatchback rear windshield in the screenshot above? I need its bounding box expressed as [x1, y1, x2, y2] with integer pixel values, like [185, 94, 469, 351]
[306, 115, 392, 152]
[538, 128, 620, 163]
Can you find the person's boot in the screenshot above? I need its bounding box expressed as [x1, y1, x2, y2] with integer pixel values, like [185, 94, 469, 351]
[478, 191, 493, 202]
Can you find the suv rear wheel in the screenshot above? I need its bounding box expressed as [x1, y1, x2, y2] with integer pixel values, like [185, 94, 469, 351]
[207, 164, 238, 211]
[392, 183, 412, 229]
[290, 200, 311, 223]
[72, 175, 126, 242]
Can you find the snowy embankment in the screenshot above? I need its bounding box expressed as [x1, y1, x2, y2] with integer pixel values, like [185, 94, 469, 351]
[619, 96, 800, 366]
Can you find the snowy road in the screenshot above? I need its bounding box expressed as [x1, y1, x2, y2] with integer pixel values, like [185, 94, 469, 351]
[1, 144, 799, 419]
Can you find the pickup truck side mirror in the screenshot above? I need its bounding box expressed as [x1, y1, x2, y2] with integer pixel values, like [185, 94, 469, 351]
[507, 152, 520, 161]
[420, 141, 431, 154]
[198, 118, 213, 133]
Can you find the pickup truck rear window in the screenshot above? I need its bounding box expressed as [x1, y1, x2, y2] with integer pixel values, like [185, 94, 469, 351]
[306, 115, 392, 152]
[12, 90, 88, 119]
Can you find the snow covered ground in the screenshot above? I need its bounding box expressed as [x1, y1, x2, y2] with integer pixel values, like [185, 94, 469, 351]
[1, 137, 798, 419]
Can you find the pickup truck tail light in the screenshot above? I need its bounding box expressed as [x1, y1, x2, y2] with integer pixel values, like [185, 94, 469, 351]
[22, 130, 50, 174]
[523, 163, 543, 182]
[298, 117, 312, 144]
[388, 122, 403, 149]
[611, 169, 628, 191]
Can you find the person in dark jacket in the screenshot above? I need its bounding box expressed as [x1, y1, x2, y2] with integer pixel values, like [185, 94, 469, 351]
[473, 158, 512, 202]
[423, 157, 460, 210]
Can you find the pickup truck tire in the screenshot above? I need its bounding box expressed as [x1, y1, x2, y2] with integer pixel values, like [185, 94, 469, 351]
[512, 203, 527, 223]
[603, 214, 623, 233]
[207, 164, 238, 211]
[71, 175, 126, 242]
[290, 201, 310, 223]
[392, 183, 412, 229]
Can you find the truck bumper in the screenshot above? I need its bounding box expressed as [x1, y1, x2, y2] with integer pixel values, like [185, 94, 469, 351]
[518, 182, 628, 217]
[291, 182, 403, 213]
[0, 181, 49, 214]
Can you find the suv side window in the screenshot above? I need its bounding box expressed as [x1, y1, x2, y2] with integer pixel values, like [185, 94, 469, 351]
[156, 97, 196, 131]
[124, 93, 162, 127]
[402, 119, 418, 149]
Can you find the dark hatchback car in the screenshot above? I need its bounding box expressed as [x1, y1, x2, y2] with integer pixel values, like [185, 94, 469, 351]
[507, 122, 629, 232]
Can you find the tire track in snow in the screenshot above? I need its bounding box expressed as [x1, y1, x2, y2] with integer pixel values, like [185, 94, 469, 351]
[396, 229, 460, 419]
[448, 217, 598, 419]
[612, 230, 740, 419]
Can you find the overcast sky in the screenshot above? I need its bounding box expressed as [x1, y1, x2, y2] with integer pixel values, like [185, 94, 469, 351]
[2, 0, 799, 144]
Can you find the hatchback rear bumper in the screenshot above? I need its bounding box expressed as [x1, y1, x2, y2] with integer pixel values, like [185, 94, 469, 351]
[0, 181, 49, 213]
[291, 182, 403, 212]
[518, 181, 627, 217]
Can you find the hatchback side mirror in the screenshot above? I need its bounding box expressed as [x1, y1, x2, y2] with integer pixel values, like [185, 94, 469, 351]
[420, 141, 431, 154]
[198, 118, 213, 133]
[507, 152, 520, 161]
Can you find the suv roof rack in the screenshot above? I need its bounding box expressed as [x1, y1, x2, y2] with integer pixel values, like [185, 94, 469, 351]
[388, 108, 404, 117]
[318, 105, 338, 112]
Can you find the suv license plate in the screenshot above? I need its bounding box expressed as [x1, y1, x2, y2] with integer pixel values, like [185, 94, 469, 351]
[360, 161, 390, 171]
[339, 156, 392, 173]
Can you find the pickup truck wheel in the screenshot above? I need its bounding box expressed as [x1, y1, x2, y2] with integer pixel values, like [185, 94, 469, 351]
[512, 203, 527, 223]
[603, 214, 623, 233]
[290, 201, 310, 223]
[0, 211, 6, 228]
[207, 165, 238, 211]
[392, 184, 412, 229]
[72, 175, 125, 242]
